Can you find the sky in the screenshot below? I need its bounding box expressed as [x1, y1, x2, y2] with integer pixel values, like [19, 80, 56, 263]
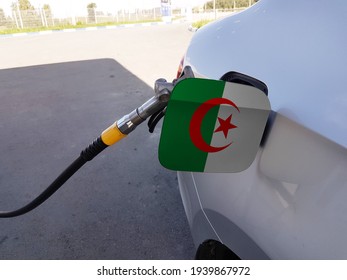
[1, 0, 207, 17]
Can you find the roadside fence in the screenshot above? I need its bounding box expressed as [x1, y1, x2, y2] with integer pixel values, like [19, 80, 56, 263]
[0, 7, 248, 31]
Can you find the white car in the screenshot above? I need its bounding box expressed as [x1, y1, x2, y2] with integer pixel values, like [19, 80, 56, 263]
[176, 0, 347, 259]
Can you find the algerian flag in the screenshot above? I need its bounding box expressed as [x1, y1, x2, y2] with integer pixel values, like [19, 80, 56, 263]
[159, 78, 271, 173]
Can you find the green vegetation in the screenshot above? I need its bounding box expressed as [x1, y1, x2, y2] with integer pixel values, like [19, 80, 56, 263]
[1, 0, 258, 35]
[191, 0, 258, 30]
[205, 0, 258, 9]
[12, 0, 35, 10]
[0, 19, 161, 35]
[192, 19, 213, 29]
[0, 0, 162, 35]
[87, 2, 97, 23]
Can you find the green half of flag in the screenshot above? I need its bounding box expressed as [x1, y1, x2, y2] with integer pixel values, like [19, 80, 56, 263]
[159, 78, 225, 172]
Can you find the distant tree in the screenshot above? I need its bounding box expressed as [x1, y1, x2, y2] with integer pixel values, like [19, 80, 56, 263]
[12, 0, 40, 28]
[43, 4, 51, 12]
[43, 4, 52, 17]
[0, 8, 5, 19]
[206, 0, 256, 9]
[41, 4, 53, 26]
[18, 0, 35, 10]
[11, 0, 35, 15]
[0, 8, 7, 26]
[87, 3, 97, 23]
[87, 3, 97, 9]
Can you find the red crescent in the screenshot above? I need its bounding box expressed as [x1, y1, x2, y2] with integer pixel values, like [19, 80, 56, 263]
[189, 97, 239, 153]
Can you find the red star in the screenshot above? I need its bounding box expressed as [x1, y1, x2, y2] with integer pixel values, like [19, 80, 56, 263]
[214, 114, 237, 138]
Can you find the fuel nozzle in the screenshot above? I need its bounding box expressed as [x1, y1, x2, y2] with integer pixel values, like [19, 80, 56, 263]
[100, 66, 194, 146]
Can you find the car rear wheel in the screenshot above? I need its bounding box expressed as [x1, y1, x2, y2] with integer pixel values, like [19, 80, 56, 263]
[195, 239, 241, 260]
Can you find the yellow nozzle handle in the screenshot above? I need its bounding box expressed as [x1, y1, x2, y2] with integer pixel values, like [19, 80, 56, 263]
[101, 122, 126, 146]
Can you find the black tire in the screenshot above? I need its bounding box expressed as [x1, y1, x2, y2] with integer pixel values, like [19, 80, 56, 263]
[195, 239, 241, 260]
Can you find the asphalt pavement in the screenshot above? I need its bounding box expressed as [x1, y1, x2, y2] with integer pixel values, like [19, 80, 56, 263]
[0, 23, 195, 259]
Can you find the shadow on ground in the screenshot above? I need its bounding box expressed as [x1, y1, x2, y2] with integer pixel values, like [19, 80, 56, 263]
[0, 59, 195, 259]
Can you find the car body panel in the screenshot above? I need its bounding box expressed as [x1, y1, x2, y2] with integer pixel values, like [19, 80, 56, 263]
[185, 0, 347, 148]
[178, 0, 347, 259]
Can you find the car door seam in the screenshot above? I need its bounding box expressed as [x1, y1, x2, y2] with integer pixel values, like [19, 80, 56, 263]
[190, 172, 223, 243]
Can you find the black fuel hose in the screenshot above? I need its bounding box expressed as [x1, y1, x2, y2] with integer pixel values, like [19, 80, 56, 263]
[0, 71, 178, 218]
[0, 137, 107, 218]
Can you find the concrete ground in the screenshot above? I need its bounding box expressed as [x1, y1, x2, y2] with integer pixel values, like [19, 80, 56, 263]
[0, 23, 196, 259]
